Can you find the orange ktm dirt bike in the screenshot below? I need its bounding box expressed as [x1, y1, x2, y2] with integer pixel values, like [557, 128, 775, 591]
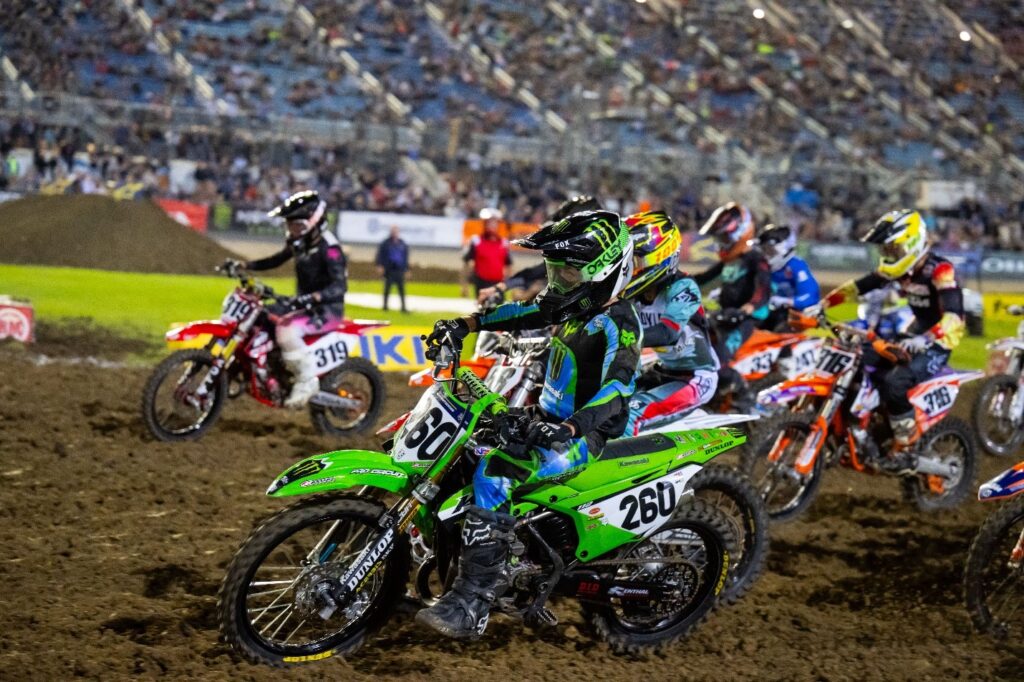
[742, 312, 980, 522]
[141, 263, 386, 442]
[707, 309, 824, 411]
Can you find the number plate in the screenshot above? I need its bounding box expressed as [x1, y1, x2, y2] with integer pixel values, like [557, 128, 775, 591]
[815, 346, 857, 376]
[910, 380, 958, 418]
[221, 290, 255, 323]
[590, 465, 701, 538]
[734, 348, 780, 377]
[392, 387, 467, 462]
[791, 338, 823, 374]
[307, 332, 352, 373]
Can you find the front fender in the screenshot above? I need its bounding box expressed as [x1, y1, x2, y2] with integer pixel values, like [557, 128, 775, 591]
[267, 450, 412, 497]
[166, 320, 234, 342]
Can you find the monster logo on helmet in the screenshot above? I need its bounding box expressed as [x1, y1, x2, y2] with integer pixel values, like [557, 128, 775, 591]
[515, 211, 634, 324]
[861, 209, 928, 280]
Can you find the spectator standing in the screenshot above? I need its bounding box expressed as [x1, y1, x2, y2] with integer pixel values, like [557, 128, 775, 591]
[461, 207, 512, 297]
[376, 225, 410, 313]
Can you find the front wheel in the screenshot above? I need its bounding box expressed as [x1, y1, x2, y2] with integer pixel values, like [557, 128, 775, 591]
[972, 375, 1024, 457]
[310, 357, 386, 436]
[963, 496, 1024, 638]
[901, 416, 977, 512]
[740, 415, 824, 523]
[141, 349, 227, 442]
[582, 499, 732, 655]
[218, 496, 409, 666]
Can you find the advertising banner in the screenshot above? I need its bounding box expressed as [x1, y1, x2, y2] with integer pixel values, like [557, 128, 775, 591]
[981, 251, 1024, 279]
[339, 211, 464, 248]
[0, 299, 34, 343]
[803, 242, 874, 271]
[156, 198, 209, 233]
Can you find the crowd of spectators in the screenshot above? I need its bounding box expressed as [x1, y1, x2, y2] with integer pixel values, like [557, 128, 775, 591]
[2, 113, 1022, 253]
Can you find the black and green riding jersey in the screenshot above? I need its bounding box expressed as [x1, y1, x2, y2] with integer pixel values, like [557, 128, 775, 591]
[478, 299, 642, 444]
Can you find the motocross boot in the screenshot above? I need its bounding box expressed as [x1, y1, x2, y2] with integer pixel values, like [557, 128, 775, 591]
[416, 505, 516, 638]
[282, 349, 319, 408]
[880, 414, 919, 475]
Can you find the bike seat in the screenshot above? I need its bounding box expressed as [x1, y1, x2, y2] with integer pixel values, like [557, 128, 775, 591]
[601, 433, 676, 460]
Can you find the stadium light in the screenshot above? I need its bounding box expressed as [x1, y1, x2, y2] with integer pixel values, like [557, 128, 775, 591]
[959, 30, 971, 42]
[752, 8, 765, 19]
[841, 19, 854, 29]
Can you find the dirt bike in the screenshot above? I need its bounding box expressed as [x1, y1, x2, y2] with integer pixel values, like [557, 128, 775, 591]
[141, 264, 386, 441]
[393, 336, 767, 606]
[218, 333, 748, 665]
[972, 304, 1024, 457]
[963, 460, 1024, 638]
[708, 308, 824, 409]
[743, 312, 980, 522]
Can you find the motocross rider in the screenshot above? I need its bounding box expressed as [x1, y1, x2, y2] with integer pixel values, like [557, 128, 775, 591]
[693, 202, 772, 407]
[417, 210, 641, 639]
[240, 190, 347, 408]
[621, 211, 720, 435]
[814, 209, 965, 459]
[756, 224, 820, 331]
[477, 195, 603, 304]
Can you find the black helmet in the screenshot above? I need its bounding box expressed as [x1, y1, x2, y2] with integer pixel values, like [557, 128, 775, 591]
[269, 190, 327, 249]
[516, 210, 633, 324]
[549, 195, 602, 223]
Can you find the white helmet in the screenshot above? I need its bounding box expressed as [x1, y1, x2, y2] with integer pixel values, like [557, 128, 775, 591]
[758, 224, 797, 272]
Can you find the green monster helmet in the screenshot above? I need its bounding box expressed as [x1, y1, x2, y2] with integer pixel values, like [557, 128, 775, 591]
[515, 210, 634, 324]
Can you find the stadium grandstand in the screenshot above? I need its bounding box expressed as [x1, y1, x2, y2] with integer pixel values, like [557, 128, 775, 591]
[0, 0, 1021, 247]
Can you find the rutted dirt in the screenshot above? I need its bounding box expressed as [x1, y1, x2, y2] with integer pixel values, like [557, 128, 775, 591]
[1, 352, 1021, 681]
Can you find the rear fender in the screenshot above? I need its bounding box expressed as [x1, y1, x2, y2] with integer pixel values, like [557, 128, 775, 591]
[909, 370, 985, 431]
[266, 450, 412, 497]
[988, 338, 1024, 353]
[166, 320, 234, 342]
[757, 371, 835, 407]
[979, 462, 1024, 502]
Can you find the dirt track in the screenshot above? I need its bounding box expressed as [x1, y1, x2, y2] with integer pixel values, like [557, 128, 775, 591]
[1, 341, 1022, 681]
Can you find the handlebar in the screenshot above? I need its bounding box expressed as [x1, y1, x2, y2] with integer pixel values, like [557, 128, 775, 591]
[217, 259, 290, 304]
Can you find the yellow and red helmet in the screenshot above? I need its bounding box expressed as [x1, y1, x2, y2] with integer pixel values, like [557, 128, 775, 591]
[699, 202, 754, 262]
[622, 211, 682, 299]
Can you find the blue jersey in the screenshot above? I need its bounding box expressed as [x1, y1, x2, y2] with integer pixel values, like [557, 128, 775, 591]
[772, 256, 820, 310]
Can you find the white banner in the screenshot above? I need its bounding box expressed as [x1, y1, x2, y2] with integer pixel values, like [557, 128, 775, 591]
[337, 211, 464, 248]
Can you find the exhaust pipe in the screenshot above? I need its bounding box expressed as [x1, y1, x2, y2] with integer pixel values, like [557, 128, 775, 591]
[914, 456, 957, 479]
[309, 391, 362, 410]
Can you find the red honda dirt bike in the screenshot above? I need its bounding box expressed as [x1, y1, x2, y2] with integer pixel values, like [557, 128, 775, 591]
[743, 312, 980, 522]
[141, 264, 386, 441]
[964, 460, 1024, 638]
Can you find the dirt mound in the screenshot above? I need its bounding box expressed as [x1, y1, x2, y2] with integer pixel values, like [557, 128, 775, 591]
[0, 195, 239, 274]
[0, 354, 1021, 680]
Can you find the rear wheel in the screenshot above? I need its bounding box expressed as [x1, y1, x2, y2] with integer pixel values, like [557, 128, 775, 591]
[310, 357, 386, 436]
[141, 349, 227, 442]
[901, 416, 977, 512]
[972, 375, 1024, 458]
[218, 496, 409, 666]
[740, 415, 824, 523]
[582, 499, 732, 655]
[687, 466, 769, 606]
[964, 496, 1024, 638]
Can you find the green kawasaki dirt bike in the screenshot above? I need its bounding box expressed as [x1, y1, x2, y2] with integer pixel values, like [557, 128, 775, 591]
[219, 334, 747, 665]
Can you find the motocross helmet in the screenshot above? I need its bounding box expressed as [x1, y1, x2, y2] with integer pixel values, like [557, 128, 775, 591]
[622, 211, 682, 300]
[270, 190, 327, 250]
[758, 223, 797, 272]
[549, 195, 602, 223]
[516, 210, 634, 324]
[699, 202, 754, 262]
[861, 209, 928, 280]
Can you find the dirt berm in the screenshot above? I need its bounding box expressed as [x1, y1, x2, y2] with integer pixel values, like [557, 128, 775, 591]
[0, 335, 1021, 680]
[0, 195, 238, 274]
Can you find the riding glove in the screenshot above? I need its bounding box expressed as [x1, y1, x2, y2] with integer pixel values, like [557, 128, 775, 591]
[526, 421, 574, 448]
